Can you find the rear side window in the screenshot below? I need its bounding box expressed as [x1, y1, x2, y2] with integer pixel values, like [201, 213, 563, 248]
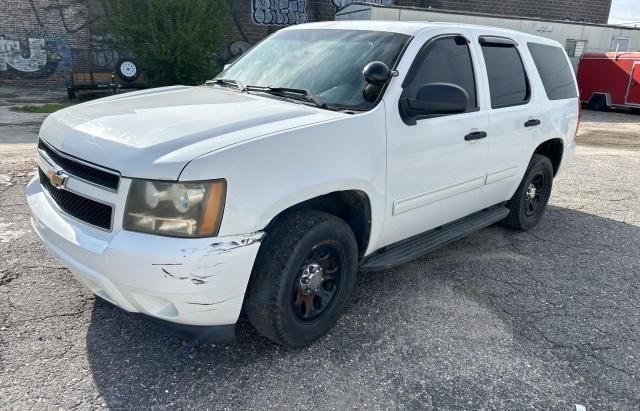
[528, 43, 578, 100]
[481, 42, 530, 108]
[403, 36, 478, 110]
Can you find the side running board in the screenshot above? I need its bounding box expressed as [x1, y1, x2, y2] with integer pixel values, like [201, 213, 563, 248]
[359, 204, 510, 272]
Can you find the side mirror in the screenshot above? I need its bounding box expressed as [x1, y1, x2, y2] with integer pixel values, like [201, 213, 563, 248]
[363, 61, 392, 86]
[400, 83, 469, 125]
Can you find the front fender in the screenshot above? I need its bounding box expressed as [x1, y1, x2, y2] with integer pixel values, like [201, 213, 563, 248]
[179, 104, 388, 253]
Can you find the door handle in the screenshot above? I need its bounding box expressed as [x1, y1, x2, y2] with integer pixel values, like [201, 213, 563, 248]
[464, 131, 488, 141]
[525, 119, 541, 127]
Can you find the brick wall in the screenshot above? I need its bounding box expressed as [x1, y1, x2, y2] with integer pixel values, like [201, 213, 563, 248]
[394, 0, 612, 24]
[0, 0, 94, 87]
[0, 0, 612, 88]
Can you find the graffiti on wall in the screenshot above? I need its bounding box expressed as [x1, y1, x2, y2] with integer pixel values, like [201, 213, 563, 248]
[331, 0, 394, 11]
[26, 0, 96, 34]
[0, 38, 47, 73]
[252, 0, 309, 25]
[250, 0, 394, 26]
[0, 0, 94, 79]
[0, 36, 72, 78]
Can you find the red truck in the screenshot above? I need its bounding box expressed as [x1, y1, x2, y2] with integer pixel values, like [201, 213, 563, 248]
[577, 52, 640, 112]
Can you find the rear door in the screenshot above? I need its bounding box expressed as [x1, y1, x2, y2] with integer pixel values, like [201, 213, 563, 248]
[626, 63, 640, 106]
[476, 35, 543, 204]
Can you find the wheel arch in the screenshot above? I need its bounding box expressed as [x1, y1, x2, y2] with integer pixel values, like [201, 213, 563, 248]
[533, 138, 564, 176]
[588, 92, 611, 108]
[263, 189, 373, 258]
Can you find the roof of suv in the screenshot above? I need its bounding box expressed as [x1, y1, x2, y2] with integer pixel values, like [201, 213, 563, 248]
[283, 20, 440, 35]
[283, 20, 560, 46]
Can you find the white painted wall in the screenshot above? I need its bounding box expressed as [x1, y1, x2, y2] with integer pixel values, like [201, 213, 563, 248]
[336, 4, 640, 68]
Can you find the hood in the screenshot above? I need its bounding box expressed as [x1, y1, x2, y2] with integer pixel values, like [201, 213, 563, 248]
[41, 86, 344, 180]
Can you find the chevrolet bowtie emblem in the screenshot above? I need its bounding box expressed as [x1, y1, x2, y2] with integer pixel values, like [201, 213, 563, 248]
[46, 167, 69, 189]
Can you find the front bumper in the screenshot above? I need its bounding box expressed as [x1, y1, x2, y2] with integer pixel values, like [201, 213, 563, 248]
[26, 176, 263, 327]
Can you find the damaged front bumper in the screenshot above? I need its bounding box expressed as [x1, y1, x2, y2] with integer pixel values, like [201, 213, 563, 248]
[26, 176, 264, 334]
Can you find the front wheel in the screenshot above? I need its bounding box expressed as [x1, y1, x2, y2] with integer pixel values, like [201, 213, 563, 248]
[245, 210, 358, 348]
[502, 154, 554, 231]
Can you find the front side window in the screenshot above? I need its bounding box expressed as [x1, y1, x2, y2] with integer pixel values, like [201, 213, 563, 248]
[218, 29, 411, 111]
[528, 43, 578, 101]
[481, 42, 530, 109]
[403, 36, 478, 111]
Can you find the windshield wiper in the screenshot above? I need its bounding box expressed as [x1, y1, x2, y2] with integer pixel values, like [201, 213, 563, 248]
[244, 85, 326, 109]
[205, 78, 246, 91]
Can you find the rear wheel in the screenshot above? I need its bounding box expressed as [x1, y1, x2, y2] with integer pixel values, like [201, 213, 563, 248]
[245, 210, 358, 347]
[502, 154, 554, 231]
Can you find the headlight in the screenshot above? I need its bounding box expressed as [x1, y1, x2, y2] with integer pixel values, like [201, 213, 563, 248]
[123, 179, 226, 238]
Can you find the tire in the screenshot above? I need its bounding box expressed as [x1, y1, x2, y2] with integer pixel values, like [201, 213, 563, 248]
[245, 210, 358, 348]
[116, 58, 140, 82]
[589, 94, 608, 111]
[630, 107, 640, 115]
[502, 154, 554, 231]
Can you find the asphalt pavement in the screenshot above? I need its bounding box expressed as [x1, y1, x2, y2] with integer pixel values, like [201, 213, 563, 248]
[0, 101, 639, 409]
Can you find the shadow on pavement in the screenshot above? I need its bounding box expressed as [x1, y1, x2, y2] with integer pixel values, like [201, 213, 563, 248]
[85, 206, 640, 409]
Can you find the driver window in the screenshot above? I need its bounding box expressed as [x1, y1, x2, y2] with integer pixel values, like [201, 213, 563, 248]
[403, 36, 478, 112]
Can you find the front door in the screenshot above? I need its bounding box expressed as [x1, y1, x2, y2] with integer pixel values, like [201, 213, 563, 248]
[626, 63, 640, 106]
[382, 33, 490, 247]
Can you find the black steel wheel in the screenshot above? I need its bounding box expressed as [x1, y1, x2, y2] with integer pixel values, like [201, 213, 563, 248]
[502, 154, 554, 231]
[245, 210, 358, 348]
[292, 241, 344, 322]
[524, 172, 550, 217]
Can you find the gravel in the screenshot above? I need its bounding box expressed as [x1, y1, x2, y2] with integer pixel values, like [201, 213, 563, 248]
[1, 109, 639, 409]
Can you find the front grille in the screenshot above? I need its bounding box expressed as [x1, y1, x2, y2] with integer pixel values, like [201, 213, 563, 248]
[39, 168, 113, 230]
[38, 139, 120, 191]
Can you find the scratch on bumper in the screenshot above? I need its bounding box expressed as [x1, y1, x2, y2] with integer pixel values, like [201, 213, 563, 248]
[153, 231, 265, 285]
[208, 231, 265, 254]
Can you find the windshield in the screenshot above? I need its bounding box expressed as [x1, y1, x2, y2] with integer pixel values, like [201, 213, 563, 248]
[217, 29, 411, 111]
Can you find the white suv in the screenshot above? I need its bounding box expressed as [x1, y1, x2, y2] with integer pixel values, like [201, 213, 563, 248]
[27, 21, 579, 347]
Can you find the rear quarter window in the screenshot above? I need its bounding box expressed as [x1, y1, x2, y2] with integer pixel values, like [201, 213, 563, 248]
[527, 43, 578, 100]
